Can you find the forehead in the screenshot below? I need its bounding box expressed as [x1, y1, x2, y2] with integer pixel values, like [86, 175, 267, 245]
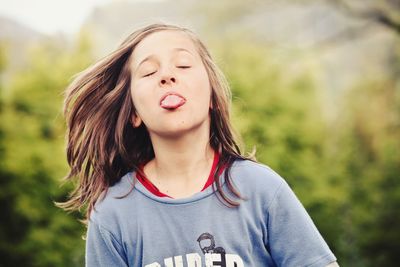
[131, 30, 198, 64]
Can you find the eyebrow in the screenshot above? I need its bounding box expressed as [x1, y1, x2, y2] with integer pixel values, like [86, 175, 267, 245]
[135, 48, 194, 69]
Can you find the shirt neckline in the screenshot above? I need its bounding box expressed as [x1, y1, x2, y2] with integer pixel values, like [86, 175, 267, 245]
[136, 150, 222, 199]
[133, 178, 220, 205]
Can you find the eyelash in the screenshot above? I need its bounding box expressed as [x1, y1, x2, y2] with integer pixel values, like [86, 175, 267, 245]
[143, 71, 156, 77]
[142, 66, 191, 77]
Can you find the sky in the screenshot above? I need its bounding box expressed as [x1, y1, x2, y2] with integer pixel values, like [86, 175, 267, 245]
[0, 0, 120, 35]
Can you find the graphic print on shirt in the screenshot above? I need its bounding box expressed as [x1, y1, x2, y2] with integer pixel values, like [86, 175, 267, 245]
[144, 232, 244, 267]
[197, 232, 225, 255]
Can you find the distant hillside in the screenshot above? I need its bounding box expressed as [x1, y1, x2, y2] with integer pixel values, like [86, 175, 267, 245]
[0, 16, 45, 87]
[82, 0, 203, 55]
[0, 16, 43, 41]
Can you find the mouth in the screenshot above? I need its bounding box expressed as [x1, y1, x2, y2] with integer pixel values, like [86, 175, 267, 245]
[159, 92, 186, 110]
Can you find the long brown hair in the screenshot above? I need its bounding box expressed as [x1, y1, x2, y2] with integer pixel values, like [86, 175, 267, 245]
[57, 23, 254, 222]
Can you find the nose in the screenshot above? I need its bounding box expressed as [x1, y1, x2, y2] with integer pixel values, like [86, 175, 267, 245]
[160, 76, 176, 86]
[159, 67, 177, 86]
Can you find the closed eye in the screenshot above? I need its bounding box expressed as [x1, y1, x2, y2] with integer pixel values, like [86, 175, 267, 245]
[177, 66, 191, 69]
[143, 71, 156, 77]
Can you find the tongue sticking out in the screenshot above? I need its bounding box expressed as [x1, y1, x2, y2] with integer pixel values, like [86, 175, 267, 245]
[160, 95, 186, 109]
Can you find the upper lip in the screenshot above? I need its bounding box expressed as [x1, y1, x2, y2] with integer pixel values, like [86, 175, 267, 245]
[159, 91, 186, 105]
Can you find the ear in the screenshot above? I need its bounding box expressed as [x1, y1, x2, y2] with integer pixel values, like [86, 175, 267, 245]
[131, 112, 142, 128]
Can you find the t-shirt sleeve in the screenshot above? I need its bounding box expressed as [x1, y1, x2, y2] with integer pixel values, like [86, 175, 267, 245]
[266, 179, 337, 267]
[85, 220, 128, 267]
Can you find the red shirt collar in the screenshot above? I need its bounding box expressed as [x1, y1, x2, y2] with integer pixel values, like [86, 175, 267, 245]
[136, 151, 224, 198]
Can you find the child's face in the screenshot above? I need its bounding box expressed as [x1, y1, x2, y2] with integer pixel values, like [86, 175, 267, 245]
[130, 30, 212, 138]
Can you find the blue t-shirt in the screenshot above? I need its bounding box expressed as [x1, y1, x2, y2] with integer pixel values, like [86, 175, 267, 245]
[86, 159, 337, 267]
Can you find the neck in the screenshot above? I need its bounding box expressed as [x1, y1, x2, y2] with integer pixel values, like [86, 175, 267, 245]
[145, 124, 215, 185]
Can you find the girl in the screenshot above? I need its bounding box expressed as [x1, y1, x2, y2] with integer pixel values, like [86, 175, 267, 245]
[59, 23, 339, 267]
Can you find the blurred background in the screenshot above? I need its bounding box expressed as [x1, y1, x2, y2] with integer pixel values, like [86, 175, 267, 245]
[0, 0, 399, 266]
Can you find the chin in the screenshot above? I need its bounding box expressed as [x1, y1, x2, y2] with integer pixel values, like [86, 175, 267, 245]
[156, 120, 210, 138]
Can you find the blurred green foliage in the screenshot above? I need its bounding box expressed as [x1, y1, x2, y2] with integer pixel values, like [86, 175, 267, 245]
[0, 33, 93, 267]
[0, 30, 399, 267]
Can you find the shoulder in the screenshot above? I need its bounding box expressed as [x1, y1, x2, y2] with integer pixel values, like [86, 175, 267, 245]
[230, 159, 286, 188]
[89, 172, 136, 228]
[229, 159, 287, 201]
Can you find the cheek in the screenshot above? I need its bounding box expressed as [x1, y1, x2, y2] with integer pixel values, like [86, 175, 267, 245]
[129, 87, 138, 108]
[195, 70, 212, 101]
[130, 84, 149, 113]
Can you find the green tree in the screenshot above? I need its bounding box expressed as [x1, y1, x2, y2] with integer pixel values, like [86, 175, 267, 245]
[0, 42, 33, 267]
[0, 32, 93, 267]
[336, 76, 400, 267]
